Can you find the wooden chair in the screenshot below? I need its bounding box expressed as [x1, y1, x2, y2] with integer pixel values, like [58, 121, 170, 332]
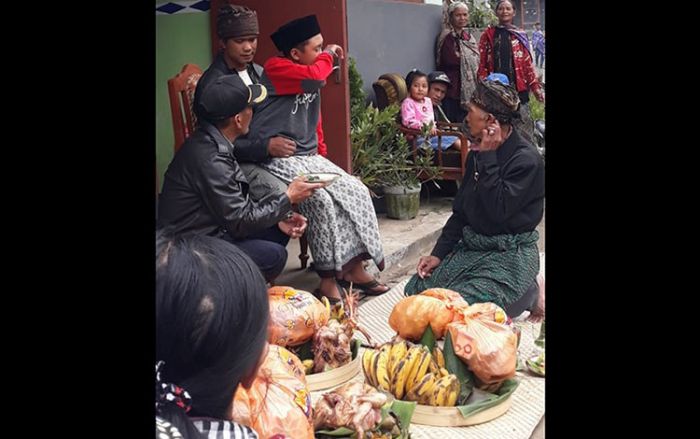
[166, 63, 310, 269]
[372, 73, 469, 182]
[167, 63, 203, 153]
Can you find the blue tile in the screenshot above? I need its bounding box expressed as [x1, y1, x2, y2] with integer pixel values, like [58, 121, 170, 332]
[190, 1, 211, 12]
[156, 3, 186, 14]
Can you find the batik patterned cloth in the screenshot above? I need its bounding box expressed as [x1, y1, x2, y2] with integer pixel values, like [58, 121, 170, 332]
[261, 154, 385, 277]
[404, 225, 539, 310]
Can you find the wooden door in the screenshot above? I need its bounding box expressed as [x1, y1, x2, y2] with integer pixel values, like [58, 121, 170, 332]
[210, 0, 352, 173]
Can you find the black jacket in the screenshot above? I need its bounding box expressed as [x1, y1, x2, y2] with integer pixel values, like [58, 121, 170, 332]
[193, 53, 263, 121]
[193, 53, 268, 163]
[157, 122, 292, 240]
[431, 129, 544, 259]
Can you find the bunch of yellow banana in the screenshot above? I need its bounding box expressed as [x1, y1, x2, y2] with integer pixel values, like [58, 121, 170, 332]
[427, 373, 460, 406]
[362, 343, 460, 406]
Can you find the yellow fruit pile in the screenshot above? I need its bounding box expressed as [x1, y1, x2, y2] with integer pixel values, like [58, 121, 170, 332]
[362, 341, 460, 407]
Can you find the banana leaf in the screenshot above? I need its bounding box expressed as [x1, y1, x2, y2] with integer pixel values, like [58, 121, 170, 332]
[443, 331, 474, 405]
[316, 399, 416, 438]
[418, 325, 436, 352]
[456, 378, 518, 418]
[315, 426, 355, 437]
[390, 399, 417, 438]
[351, 338, 361, 360]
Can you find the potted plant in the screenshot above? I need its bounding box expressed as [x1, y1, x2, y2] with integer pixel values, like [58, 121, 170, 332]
[351, 104, 441, 220]
[460, 0, 496, 44]
[348, 57, 440, 219]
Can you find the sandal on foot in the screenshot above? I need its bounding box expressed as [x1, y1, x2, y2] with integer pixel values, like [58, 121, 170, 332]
[338, 278, 389, 296]
[313, 281, 344, 305]
[313, 289, 341, 305]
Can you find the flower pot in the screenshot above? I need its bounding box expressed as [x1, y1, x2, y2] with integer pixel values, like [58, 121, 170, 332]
[367, 185, 385, 214]
[384, 185, 421, 220]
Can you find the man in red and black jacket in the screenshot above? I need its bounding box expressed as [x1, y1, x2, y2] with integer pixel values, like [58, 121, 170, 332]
[239, 15, 389, 302]
[237, 17, 336, 161]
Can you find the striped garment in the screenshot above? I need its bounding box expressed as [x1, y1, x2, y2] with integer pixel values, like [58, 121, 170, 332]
[155, 416, 259, 439]
[192, 419, 259, 439]
[192, 419, 258, 439]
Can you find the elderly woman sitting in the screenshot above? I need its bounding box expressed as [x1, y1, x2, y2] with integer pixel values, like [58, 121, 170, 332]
[405, 75, 545, 320]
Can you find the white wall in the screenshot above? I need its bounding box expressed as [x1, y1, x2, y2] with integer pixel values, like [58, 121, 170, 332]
[347, 0, 443, 101]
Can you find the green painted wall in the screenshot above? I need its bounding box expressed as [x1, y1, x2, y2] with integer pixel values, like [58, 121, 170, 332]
[156, 11, 212, 190]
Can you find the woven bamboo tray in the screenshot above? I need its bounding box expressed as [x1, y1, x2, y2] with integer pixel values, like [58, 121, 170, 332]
[411, 394, 513, 427]
[305, 353, 361, 391]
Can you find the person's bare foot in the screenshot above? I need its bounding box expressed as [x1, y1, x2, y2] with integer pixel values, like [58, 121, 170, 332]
[527, 273, 545, 323]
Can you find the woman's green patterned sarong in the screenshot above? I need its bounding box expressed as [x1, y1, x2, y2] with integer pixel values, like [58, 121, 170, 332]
[404, 226, 539, 309]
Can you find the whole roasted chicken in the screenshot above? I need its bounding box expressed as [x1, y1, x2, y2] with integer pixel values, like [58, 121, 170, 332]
[311, 289, 373, 373]
[313, 381, 388, 438]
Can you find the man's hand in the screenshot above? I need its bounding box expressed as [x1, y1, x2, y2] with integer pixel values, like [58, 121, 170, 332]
[324, 44, 344, 59]
[416, 255, 441, 279]
[268, 136, 296, 158]
[278, 212, 307, 239]
[286, 177, 325, 204]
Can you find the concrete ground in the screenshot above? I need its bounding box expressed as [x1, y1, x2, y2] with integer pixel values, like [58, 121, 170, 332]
[275, 192, 545, 438]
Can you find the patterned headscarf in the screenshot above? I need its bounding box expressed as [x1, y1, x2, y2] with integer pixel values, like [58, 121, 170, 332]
[448, 1, 468, 15]
[155, 361, 193, 414]
[217, 4, 259, 39]
[435, 1, 480, 109]
[470, 78, 521, 123]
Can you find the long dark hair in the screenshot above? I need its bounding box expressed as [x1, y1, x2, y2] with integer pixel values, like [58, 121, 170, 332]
[155, 230, 269, 437]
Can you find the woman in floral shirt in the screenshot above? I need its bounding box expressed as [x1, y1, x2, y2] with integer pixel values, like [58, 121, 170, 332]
[478, 0, 543, 142]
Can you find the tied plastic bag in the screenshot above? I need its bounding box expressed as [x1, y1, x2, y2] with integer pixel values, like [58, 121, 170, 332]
[389, 288, 468, 340]
[447, 303, 518, 386]
[230, 344, 314, 439]
[267, 286, 330, 347]
[420, 288, 469, 309]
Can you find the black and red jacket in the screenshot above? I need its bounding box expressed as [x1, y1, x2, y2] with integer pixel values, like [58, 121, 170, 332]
[234, 52, 334, 162]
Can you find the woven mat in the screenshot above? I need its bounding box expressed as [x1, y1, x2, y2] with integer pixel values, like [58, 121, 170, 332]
[311, 279, 545, 439]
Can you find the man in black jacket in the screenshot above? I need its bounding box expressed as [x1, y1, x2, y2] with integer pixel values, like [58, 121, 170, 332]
[193, 3, 295, 201]
[158, 75, 323, 282]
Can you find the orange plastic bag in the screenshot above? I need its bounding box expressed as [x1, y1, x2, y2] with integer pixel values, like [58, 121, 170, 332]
[267, 286, 330, 347]
[389, 288, 467, 340]
[447, 303, 517, 386]
[230, 344, 313, 439]
[420, 288, 469, 309]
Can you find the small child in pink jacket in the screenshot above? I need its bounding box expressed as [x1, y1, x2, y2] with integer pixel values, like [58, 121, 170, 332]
[400, 69, 461, 151]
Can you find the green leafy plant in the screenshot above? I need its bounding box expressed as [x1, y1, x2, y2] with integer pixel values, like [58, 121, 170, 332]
[467, 0, 498, 28]
[528, 93, 545, 121]
[348, 57, 366, 126]
[351, 104, 441, 190]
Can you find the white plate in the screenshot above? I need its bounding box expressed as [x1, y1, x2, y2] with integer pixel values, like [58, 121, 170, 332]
[303, 173, 341, 184]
